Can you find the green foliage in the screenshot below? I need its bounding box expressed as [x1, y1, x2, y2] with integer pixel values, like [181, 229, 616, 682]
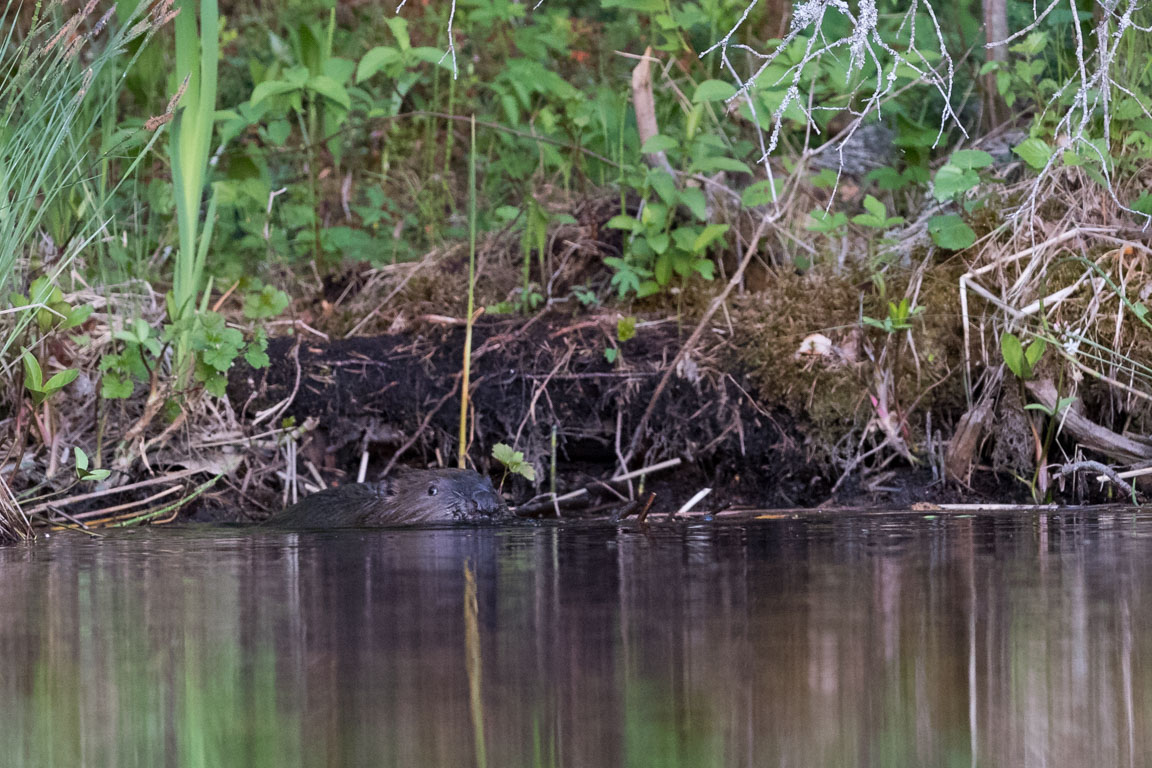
[492, 442, 536, 482]
[863, 298, 924, 334]
[931, 150, 993, 203]
[73, 448, 111, 483]
[101, 312, 272, 400]
[927, 214, 976, 250]
[9, 277, 93, 335]
[22, 350, 78, 408]
[243, 285, 290, 319]
[1000, 333, 1046, 381]
[852, 196, 904, 229]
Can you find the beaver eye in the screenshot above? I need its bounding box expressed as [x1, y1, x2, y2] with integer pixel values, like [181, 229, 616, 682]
[427, 485, 438, 496]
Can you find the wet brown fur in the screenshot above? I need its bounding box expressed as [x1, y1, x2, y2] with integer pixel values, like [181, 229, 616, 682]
[268, 468, 507, 527]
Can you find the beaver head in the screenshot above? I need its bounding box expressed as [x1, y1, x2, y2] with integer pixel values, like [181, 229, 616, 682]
[270, 467, 509, 528]
[372, 467, 508, 524]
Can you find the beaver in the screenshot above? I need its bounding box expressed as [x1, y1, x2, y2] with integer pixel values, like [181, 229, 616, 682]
[267, 468, 509, 528]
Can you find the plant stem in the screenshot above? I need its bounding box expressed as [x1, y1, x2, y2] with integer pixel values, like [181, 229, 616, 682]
[458, 115, 477, 469]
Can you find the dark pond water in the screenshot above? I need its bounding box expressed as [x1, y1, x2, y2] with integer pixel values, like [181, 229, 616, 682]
[1, 512, 1150, 767]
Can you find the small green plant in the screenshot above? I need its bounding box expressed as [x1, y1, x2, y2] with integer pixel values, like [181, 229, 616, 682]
[979, 32, 1057, 112]
[1000, 333, 1046, 380]
[101, 312, 270, 400]
[604, 316, 636, 364]
[852, 195, 904, 229]
[604, 169, 727, 297]
[73, 448, 110, 483]
[22, 350, 78, 408]
[168, 0, 221, 378]
[864, 298, 924, 334]
[492, 443, 536, 482]
[8, 277, 93, 336]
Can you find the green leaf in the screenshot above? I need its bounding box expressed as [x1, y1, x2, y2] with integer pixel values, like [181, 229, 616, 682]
[203, 372, 228, 398]
[690, 155, 752, 174]
[654, 253, 673, 285]
[692, 79, 736, 102]
[932, 164, 980, 201]
[265, 119, 291, 146]
[245, 346, 270, 369]
[244, 285, 290, 319]
[648, 169, 678, 205]
[806, 210, 848, 234]
[927, 214, 976, 250]
[74, 447, 89, 472]
[606, 214, 640, 232]
[102, 375, 134, 399]
[21, 350, 43, 392]
[604, 347, 618, 364]
[1000, 333, 1027, 379]
[306, 75, 351, 109]
[741, 180, 780, 207]
[862, 195, 885, 219]
[492, 442, 518, 466]
[617, 316, 637, 342]
[63, 305, 93, 330]
[641, 134, 678, 154]
[693, 223, 729, 252]
[44, 369, 79, 394]
[680, 187, 707, 220]
[950, 149, 994, 169]
[693, 258, 715, 280]
[1024, 337, 1047, 369]
[250, 79, 300, 105]
[648, 232, 670, 254]
[1013, 138, 1052, 170]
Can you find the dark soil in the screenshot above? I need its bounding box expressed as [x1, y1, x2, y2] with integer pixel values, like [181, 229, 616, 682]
[227, 311, 1026, 515]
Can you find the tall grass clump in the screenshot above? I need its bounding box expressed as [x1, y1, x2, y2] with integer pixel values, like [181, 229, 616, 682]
[0, 0, 168, 541]
[167, 0, 219, 379]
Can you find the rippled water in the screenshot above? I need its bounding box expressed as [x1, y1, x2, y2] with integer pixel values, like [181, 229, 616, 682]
[1, 512, 1150, 767]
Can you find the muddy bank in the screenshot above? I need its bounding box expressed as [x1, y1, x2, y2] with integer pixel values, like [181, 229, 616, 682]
[226, 310, 1030, 515]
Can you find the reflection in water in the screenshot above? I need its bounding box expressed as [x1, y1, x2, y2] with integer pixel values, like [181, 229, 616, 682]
[0, 513, 1150, 766]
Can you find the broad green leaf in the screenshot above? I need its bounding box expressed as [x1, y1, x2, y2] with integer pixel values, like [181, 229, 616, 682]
[932, 165, 980, 201]
[102, 375, 134, 399]
[680, 187, 707, 220]
[74, 447, 89, 471]
[741, 180, 781, 206]
[22, 351, 42, 391]
[306, 76, 350, 109]
[648, 232, 670, 254]
[1013, 138, 1052, 170]
[927, 214, 976, 250]
[692, 79, 736, 102]
[250, 79, 299, 105]
[605, 214, 640, 232]
[1024, 337, 1047, 369]
[690, 156, 752, 174]
[693, 258, 715, 280]
[693, 223, 729, 252]
[64, 305, 93, 330]
[1000, 333, 1027, 379]
[648, 169, 678, 204]
[44, 369, 79, 394]
[641, 134, 678, 154]
[950, 149, 994, 169]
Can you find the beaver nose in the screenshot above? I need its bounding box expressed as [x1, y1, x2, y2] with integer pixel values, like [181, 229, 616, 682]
[472, 487, 504, 516]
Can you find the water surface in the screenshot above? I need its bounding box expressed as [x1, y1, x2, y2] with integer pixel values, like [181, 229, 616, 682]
[1, 512, 1150, 767]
